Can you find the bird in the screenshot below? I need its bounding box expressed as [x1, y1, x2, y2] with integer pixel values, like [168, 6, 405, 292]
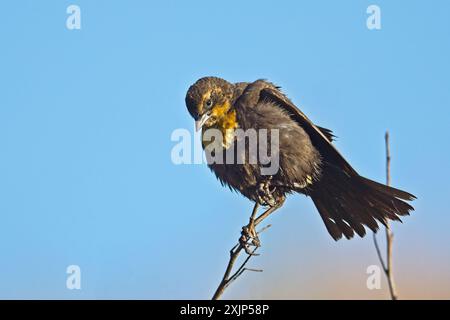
[185, 76, 415, 241]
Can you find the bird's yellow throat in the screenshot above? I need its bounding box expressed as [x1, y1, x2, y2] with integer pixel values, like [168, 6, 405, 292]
[203, 101, 238, 149]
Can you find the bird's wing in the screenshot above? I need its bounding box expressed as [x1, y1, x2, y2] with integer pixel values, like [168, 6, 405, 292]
[259, 86, 357, 175]
[315, 126, 336, 142]
[259, 86, 415, 241]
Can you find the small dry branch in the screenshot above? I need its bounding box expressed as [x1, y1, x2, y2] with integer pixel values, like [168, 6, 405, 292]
[372, 131, 398, 300]
[212, 202, 281, 300]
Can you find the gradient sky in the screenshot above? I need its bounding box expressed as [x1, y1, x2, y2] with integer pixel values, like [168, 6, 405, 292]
[1, 0, 449, 299]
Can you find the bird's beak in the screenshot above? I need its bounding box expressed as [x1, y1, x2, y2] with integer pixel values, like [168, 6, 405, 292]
[195, 113, 211, 131]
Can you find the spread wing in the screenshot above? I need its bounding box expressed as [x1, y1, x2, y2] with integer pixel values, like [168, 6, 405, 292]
[259, 86, 357, 176]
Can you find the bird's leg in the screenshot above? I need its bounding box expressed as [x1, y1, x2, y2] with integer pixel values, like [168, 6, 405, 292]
[254, 196, 285, 226]
[240, 202, 261, 254]
[240, 197, 286, 255]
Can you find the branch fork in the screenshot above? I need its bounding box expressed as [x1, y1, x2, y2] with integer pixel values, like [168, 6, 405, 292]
[212, 201, 282, 300]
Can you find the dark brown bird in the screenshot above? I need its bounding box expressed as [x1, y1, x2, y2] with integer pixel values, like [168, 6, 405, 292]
[185, 76, 415, 240]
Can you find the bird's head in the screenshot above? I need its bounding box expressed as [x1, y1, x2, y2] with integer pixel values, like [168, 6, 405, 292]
[185, 77, 235, 131]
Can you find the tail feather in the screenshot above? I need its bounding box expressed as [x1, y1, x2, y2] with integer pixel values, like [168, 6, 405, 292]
[360, 176, 416, 201]
[310, 164, 415, 241]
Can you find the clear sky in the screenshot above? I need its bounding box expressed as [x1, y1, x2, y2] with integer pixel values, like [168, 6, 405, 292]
[1, 0, 449, 299]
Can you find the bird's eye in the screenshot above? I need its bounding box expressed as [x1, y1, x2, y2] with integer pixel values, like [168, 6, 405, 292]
[205, 99, 213, 108]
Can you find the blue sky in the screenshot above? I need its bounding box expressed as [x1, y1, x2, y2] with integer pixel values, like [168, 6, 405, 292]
[0, 0, 449, 299]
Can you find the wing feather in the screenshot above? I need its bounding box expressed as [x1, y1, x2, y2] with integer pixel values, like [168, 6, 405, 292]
[259, 86, 357, 176]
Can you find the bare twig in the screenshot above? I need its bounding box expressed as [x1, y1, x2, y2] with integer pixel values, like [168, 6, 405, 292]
[372, 232, 387, 271]
[372, 131, 398, 300]
[212, 202, 282, 300]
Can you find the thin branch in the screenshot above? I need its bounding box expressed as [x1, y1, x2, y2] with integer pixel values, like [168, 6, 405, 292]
[372, 131, 398, 300]
[384, 131, 398, 300]
[372, 232, 387, 272]
[212, 202, 281, 300]
[386, 131, 391, 187]
[227, 247, 259, 286]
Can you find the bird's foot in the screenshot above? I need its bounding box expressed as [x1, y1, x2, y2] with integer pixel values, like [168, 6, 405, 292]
[240, 218, 260, 255]
[256, 178, 277, 207]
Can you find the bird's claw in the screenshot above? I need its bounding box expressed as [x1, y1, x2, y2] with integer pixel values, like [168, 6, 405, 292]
[257, 179, 277, 207]
[240, 219, 261, 255]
